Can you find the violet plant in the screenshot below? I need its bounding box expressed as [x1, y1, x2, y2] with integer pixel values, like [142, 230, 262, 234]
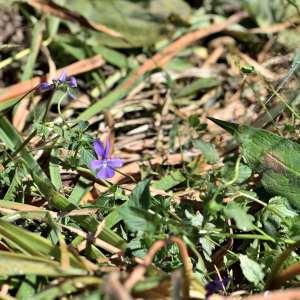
[38, 70, 77, 99]
[89, 139, 124, 179]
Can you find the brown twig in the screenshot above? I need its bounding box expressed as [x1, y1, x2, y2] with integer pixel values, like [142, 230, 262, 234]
[265, 240, 300, 290]
[124, 236, 192, 299]
[219, 288, 300, 300]
[104, 273, 133, 300]
[121, 11, 248, 91]
[275, 262, 300, 286]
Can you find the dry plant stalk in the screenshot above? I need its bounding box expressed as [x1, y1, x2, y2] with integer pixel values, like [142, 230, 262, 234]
[124, 236, 193, 299]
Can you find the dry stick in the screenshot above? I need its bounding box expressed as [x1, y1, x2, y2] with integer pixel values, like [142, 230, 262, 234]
[121, 11, 248, 91]
[224, 288, 300, 300]
[124, 236, 193, 299]
[104, 273, 133, 300]
[0, 54, 104, 103]
[275, 262, 300, 286]
[26, 0, 123, 38]
[265, 240, 300, 290]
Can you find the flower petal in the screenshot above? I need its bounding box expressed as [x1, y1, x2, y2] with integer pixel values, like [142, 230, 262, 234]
[68, 76, 77, 88]
[93, 139, 105, 158]
[89, 159, 102, 170]
[96, 166, 115, 179]
[58, 70, 67, 82]
[38, 82, 53, 92]
[103, 139, 110, 159]
[107, 158, 123, 168]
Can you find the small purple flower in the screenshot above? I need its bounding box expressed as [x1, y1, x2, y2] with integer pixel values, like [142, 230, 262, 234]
[89, 139, 124, 179]
[205, 277, 228, 299]
[38, 70, 77, 96]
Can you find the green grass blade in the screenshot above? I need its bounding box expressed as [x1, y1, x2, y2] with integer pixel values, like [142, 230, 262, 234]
[31, 277, 101, 300]
[0, 251, 87, 277]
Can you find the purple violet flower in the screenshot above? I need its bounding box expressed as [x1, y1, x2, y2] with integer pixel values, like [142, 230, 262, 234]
[205, 277, 228, 299]
[38, 70, 77, 96]
[89, 139, 124, 179]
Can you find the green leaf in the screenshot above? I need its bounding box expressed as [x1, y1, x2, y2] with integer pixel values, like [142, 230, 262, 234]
[239, 254, 264, 285]
[208, 117, 300, 209]
[49, 149, 63, 191]
[193, 140, 219, 164]
[130, 179, 151, 210]
[265, 196, 297, 219]
[199, 236, 215, 261]
[176, 77, 220, 98]
[149, 0, 191, 19]
[92, 45, 128, 69]
[3, 167, 22, 201]
[224, 202, 255, 231]
[290, 216, 300, 240]
[16, 275, 36, 300]
[118, 206, 158, 233]
[153, 170, 185, 191]
[263, 196, 297, 235]
[58, 0, 165, 48]
[222, 162, 252, 184]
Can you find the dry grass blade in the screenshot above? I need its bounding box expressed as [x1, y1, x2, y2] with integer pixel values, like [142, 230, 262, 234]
[61, 224, 121, 254]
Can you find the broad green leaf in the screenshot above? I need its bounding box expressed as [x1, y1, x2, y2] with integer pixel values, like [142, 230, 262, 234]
[118, 206, 158, 233]
[56, 0, 164, 48]
[176, 77, 220, 98]
[239, 254, 264, 285]
[224, 202, 255, 231]
[262, 196, 297, 235]
[0, 251, 86, 277]
[208, 117, 300, 209]
[153, 170, 185, 191]
[130, 179, 151, 210]
[149, 0, 191, 19]
[193, 140, 219, 164]
[242, 0, 300, 27]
